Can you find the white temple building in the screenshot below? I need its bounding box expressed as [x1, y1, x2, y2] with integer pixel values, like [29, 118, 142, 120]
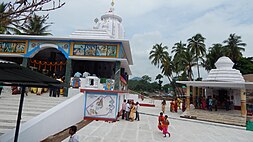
[177, 56, 253, 117]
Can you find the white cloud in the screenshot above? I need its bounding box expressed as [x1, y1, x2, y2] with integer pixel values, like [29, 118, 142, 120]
[45, 0, 253, 83]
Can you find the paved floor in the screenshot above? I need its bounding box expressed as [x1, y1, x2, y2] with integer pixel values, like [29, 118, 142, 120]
[63, 99, 253, 142]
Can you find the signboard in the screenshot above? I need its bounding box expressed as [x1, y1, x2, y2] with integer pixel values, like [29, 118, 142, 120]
[84, 92, 118, 119]
[0, 41, 27, 54]
[73, 43, 118, 57]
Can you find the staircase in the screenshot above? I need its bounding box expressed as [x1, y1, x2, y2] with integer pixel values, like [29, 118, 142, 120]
[0, 87, 68, 136]
[181, 109, 246, 126]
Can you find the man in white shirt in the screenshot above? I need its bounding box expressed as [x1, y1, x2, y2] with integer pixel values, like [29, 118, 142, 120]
[122, 99, 126, 119]
[125, 100, 130, 120]
[68, 125, 79, 142]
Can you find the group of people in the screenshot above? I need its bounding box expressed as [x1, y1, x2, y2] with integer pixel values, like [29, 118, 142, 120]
[162, 98, 185, 113]
[121, 99, 140, 122]
[158, 112, 171, 137]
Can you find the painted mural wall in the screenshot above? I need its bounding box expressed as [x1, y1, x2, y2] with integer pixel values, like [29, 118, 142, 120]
[84, 92, 118, 119]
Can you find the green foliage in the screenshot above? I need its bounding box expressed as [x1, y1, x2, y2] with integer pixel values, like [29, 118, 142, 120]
[223, 33, 246, 64]
[236, 57, 253, 75]
[128, 76, 160, 93]
[18, 14, 52, 35]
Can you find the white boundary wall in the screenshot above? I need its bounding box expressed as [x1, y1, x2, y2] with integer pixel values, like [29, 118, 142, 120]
[0, 93, 84, 142]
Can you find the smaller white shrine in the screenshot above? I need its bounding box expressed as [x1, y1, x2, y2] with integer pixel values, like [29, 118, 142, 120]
[177, 56, 253, 116]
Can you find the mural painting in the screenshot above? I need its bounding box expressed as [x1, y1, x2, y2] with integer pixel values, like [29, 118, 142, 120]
[85, 93, 117, 119]
[28, 41, 69, 53]
[0, 41, 26, 54]
[73, 43, 118, 57]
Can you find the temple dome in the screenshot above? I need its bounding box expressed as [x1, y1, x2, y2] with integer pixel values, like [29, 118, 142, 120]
[215, 56, 234, 69]
[70, 5, 125, 39]
[204, 56, 245, 82]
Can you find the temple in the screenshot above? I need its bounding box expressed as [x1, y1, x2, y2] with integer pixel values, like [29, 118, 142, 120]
[177, 56, 253, 117]
[0, 2, 132, 121]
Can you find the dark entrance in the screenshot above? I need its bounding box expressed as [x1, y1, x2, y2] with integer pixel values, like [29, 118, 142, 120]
[29, 48, 67, 78]
[217, 89, 229, 109]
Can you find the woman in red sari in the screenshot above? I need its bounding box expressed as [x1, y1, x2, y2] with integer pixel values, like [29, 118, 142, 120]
[162, 115, 171, 137]
[158, 112, 164, 131]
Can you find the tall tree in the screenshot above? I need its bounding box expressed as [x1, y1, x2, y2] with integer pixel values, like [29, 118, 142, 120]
[155, 74, 163, 91]
[180, 47, 197, 81]
[172, 41, 186, 60]
[0, 2, 20, 34]
[203, 43, 225, 71]
[223, 33, 246, 65]
[18, 14, 52, 35]
[149, 43, 169, 68]
[0, 0, 64, 27]
[171, 41, 186, 76]
[187, 33, 206, 80]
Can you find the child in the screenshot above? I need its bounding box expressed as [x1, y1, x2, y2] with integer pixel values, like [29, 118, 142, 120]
[162, 115, 171, 137]
[68, 125, 79, 142]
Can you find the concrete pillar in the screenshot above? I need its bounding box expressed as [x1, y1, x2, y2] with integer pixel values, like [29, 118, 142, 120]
[240, 89, 246, 117]
[22, 57, 29, 67]
[192, 87, 196, 107]
[186, 85, 190, 111]
[64, 59, 72, 97]
[114, 61, 121, 90]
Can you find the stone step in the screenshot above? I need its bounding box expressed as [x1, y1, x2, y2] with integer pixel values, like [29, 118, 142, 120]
[0, 92, 69, 135]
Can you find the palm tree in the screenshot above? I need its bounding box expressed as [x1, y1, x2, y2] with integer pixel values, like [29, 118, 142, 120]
[18, 14, 52, 35]
[155, 74, 163, 91]
[203, 43, 225, 71]
[149, 43, 169, 68]
[223, 33, 246, 65]
[171, 41, 187, 76]
[187, 33, 206, 80]
[172, 41, 186, 60]
[180, 47, 197, 81]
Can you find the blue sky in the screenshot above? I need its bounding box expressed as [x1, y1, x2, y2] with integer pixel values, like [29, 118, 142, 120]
[46, 0, 253, 83]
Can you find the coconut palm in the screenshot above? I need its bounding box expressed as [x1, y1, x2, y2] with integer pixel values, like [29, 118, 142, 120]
[223, 33, 246, 65]
[18, 14, 52, 35]
[180, 47, 197, 81]
[149, 43, 169, 68]
[187, 33, 206, 80]
[172, 41, 186, 60]
[155, 74, 163, 91]
[171, 41, 187, 76]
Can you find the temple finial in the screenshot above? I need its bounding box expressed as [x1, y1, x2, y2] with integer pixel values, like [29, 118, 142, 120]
[111, 0, 115, 7]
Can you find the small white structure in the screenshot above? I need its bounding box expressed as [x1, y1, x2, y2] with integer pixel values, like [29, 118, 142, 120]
[177, 56, 253, 116]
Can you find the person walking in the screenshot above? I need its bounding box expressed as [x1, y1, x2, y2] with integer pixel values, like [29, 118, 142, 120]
[161, 100, 166, 113]
[158, 112, 164, 131]
[68, 125, 79, 142]
[135, 102, 140, 121]
[122, 99, 126, 119]
[162, 115, 171, 137]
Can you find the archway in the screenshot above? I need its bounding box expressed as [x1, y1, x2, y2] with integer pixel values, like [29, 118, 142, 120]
[29, 48, 67, 78]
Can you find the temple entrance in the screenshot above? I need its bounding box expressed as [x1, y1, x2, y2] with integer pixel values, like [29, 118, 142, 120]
[29, 48, 67, 78]
[217, 89, 229, 109]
